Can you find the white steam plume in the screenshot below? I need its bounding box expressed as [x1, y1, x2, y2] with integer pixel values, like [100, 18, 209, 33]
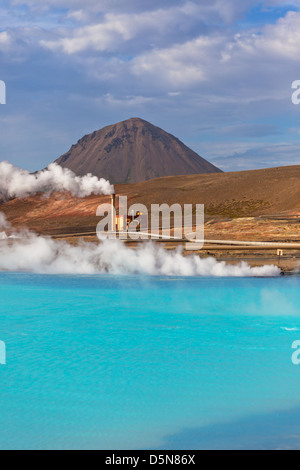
[0, 161, 114, 201]
[0, 212, 9, 230]
[0, 214, 281, 277]
[0, 212, 10, 240]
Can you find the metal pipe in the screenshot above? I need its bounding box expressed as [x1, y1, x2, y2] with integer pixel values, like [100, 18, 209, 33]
[111, 193, 116, 232]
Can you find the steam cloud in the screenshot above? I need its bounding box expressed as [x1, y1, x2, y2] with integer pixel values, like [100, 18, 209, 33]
[0, 212, 9, 230]
[0, 214, 280, 277]
[0, 161, 114, 201]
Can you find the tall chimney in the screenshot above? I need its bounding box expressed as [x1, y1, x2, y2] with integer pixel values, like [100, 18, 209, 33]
[111, 193, 116, 232]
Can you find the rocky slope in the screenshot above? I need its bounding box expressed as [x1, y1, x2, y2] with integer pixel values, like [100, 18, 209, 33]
[55, 117, 222, 184]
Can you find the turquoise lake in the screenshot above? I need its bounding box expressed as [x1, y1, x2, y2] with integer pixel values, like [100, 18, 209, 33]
[0, 273, 300, 450]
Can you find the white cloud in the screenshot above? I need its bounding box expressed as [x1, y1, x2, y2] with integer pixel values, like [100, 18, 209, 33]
[128, 10, 300, 91]
[219, 10, 300, 63]
[10, 0, 298, 16]
[0, 32, 10, 44]
[0, 31, 12, 51]
[40, 3, 213, 54]
[38, 1, 300, 56]
[101, 93, 154, 107]
[131, 35, 223, 87]
[254, 11, 300, 59]
[66, 10, 91, 23]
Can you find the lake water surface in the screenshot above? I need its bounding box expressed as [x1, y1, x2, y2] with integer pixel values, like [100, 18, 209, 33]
[0, 274, 299, 450]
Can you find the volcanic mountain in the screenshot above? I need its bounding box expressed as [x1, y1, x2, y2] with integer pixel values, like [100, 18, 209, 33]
[55, 118, 222, 184]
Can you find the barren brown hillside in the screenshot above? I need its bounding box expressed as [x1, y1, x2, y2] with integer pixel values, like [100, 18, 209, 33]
[1, 166, 300, 240]
[118, 165, 300, 218]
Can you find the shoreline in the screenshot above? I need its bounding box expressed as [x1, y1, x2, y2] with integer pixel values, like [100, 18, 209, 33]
[1, 230, 299, 275]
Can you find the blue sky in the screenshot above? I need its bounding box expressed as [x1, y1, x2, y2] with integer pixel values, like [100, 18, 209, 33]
[0, 0, 300, 172]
